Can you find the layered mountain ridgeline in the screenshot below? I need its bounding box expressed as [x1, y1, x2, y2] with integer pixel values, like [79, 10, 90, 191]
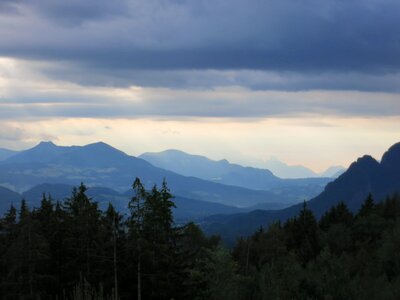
[0, 183, 248, 223]
[0, 142, 295, 208]
[202, 142, 400, 243]
[141, 150, 344, 181]
[0, 142, 329, 209]
[139, 149, 332, 194]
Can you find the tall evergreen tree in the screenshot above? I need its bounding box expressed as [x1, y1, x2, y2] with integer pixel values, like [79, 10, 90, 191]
[319, 201, 353, 230]
[127, 178, 147, 300]
[358, 193, 376, 217]
[285, 201, 320, 264]
[63, 183, 102, 288]
[1, 204, 17, 234]
[101, 203, 124, 300]
[127, 178, 184, 299]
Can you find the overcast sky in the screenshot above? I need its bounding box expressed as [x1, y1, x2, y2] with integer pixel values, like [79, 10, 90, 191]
[0, 0, 399, 171]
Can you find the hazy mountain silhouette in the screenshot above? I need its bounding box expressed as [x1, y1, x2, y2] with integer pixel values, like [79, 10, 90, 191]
[140, 149, 279, 185]
[319, 165, 346, 177]
[264, 156, 345, 179]
[202, 142, 400, 242]
[0, 142, 300, 208]
[264, 157, 316, 178]
[139, 149, 331, 194]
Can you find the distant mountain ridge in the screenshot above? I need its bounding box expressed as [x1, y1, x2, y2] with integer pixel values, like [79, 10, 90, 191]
[4, 141, 131, 168]
[264, 156, 345, 179]
[140, 149, 280, 188]
[202, 142, 400, 242]
[139, 149, 332, 194]
[320, 165, 346, 178]
[0, 141, 302, 208]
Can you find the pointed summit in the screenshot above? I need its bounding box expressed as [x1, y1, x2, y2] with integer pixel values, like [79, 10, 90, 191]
[85, 141, 127, 154]
[308, 152, 389, 214]
[72, 141, 130, 165]
[36, 141, 57, 148]
[319, 165, 345, 178]
[1, 141, 69, 164]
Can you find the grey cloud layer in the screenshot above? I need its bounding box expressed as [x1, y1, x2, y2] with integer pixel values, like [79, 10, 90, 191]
[1, 88, 400, 119]
[40, 67, 400, 92]
[1, 0, 400, 74]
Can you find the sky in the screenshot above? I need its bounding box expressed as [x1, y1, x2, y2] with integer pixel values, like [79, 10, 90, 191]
[0, 0, 400, 171]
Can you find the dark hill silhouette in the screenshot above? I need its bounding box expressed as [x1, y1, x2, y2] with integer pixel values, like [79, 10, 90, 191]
[22, 183, 75, 202]
[202, 142, 400, 243]
[0, 186, 21, 213]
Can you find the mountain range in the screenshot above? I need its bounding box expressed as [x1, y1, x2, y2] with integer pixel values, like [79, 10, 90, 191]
[139, 149, 331, 192]
[202, 142, 400, 243]
[0, 141, 399, 243]
[0, 142, 284, 208]
[0, 141, 333, 212]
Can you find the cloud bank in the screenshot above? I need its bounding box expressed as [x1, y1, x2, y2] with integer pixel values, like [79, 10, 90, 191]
[0, 0, 399, 90]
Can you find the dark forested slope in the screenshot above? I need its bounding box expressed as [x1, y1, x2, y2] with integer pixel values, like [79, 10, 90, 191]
[203, 142, 400, 242]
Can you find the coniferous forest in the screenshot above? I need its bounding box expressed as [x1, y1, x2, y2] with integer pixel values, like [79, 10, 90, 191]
[1, 179, 400, 299]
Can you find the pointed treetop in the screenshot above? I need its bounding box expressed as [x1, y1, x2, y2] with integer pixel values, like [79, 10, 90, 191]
[358, 193, 376, 217]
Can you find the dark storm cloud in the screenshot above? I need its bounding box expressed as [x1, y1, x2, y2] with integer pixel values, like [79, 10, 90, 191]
[1, 0, 400, 75]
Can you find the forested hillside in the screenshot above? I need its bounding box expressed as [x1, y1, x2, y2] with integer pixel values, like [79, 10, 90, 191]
[202, 142, 400, 242]
[1, 180, 400, 299]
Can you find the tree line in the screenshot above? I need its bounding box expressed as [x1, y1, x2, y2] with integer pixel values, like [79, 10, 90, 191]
[0, 179, 400, 299]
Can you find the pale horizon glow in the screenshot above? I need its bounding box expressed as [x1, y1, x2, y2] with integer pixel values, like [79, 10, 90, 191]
[1, 116, 399, 173]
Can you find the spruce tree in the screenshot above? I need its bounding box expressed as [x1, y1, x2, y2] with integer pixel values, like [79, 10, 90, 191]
[63, 183, 102, 287]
